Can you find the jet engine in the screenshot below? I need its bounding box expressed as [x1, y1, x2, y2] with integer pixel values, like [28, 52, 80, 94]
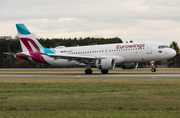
[95, 58, 115, 70]
[120, 63, 138, 69]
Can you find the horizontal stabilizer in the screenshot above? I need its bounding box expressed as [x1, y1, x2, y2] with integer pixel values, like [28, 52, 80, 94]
[3, 52, 32, 57]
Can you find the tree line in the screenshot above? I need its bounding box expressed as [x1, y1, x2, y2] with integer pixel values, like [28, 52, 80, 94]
[0, 37, 179, 68]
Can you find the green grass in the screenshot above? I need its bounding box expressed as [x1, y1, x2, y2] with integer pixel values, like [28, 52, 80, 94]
[1, 78, 180, 117]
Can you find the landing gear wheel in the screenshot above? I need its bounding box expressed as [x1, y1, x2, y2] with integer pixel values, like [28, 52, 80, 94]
[101, 70, 108, 74]
[150, 61, 156, 73]
[85, 69, 92, 74]
[151, 68, 156, 72]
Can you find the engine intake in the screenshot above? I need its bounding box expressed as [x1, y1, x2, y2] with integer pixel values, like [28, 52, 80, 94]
[95, 58, 115, 70]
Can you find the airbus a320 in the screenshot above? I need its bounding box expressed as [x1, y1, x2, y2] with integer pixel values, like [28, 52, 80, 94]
[4, 24, 176, 74]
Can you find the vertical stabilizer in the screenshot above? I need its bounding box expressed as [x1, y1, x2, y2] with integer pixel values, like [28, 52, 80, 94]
[16, 24, 44, 53]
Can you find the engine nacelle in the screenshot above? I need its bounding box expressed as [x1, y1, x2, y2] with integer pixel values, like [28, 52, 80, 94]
[120, 63, 138, 69]
[95, 58, 115, 70]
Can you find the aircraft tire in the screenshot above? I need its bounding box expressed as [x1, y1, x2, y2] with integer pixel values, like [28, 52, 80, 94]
[151, 68, 156, 72]
[85, 69, 92, 74]
[101, 70, 108, 74]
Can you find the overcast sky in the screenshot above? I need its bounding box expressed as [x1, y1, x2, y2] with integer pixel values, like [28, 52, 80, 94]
[0, 0, 180, 45]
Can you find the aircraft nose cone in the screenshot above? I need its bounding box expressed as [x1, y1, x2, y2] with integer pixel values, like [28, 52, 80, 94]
[170, 49, 176, 58]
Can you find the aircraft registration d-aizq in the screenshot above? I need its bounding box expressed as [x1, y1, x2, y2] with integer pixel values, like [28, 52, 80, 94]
[4, 24, 176, 74]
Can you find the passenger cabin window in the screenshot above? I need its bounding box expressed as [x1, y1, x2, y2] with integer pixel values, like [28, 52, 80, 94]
[158, 45, 169, 49]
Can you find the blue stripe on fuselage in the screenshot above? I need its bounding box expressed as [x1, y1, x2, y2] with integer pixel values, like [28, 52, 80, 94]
[43, 47, 56, 57]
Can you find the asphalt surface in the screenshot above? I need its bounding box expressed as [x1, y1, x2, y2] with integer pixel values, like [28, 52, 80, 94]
[0, 73, 180, 78]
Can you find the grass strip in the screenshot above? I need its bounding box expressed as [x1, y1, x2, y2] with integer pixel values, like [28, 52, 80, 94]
[0, 78, 180, 117]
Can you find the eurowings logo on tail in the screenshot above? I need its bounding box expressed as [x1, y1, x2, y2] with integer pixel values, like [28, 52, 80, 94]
[16, 24, 51, 64]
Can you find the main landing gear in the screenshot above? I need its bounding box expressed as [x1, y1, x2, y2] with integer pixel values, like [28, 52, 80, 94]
[85, 65, 92, 74]
[85, 65, 109, 74]
[85, 68, 92, 74]
[85, 69, 109, 74]
[150, 61, 156, 72]
[101, 70, 108, 74]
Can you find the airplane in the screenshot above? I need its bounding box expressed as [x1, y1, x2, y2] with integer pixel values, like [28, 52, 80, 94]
[4, 24, 176, 74]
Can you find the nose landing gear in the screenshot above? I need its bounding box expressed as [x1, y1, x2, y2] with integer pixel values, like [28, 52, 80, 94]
[150, 61, 156, 72]
[151, 68, 156, 72]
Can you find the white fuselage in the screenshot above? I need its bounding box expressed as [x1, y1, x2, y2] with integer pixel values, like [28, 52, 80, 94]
[42, 41, 176, 67]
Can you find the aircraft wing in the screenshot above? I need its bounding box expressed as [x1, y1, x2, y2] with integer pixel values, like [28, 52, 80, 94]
[47, 53, 97, 60]
[45, 53, 125, 65]
[45, 53, 107, 64]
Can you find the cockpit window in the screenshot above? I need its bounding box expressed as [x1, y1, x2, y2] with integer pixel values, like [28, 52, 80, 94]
[158, 46, 162, 49]
[158, 45, 169, 49]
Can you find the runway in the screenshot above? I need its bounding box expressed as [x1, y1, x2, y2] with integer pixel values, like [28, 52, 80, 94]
[0, 73, 180, 78]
